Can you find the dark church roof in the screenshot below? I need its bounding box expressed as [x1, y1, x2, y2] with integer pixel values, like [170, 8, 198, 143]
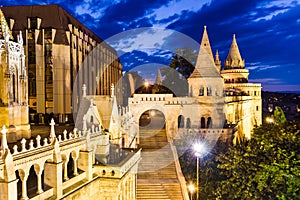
[1, 5, 107, 46]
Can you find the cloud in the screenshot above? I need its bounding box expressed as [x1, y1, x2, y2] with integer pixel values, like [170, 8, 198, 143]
[247, 63, 281, 71]
[148, 0, 212, 21]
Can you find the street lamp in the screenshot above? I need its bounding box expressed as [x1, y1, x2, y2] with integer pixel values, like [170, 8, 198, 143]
[266, 117, 274, 124]
[193, 142, 205, 200]
[188, 184, 195, 200]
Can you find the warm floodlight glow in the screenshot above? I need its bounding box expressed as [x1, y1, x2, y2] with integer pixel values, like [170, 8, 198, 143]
[266, 117, 274, 124]
[150, 110, 156, 117]
[188, 184, 195, 193]
[144, 81, 149, 87]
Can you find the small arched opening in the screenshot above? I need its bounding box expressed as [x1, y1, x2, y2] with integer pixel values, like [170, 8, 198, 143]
[207, 117, 212, 128]
[200, 117, 206, 128]
[178, 115, 185, 128]
[186, 118, 191, 129]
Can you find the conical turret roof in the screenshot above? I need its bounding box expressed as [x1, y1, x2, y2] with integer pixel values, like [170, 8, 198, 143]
[189, 26, 220, 78]
[155, 69, 163, 85]
[224, 34, 244, 69]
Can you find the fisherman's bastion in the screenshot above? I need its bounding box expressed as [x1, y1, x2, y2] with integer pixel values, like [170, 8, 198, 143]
[0, 5, 261, 200]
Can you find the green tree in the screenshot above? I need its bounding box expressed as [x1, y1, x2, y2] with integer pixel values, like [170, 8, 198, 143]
[273, 106, 287, 124]
[215, 122, 300, 199]
[161, 48, 197, 96]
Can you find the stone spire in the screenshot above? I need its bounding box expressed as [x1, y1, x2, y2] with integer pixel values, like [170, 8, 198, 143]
[189, 26, 220, 78]
[154, 69, 163, 85]
[224, 34, 245, 69]
[215, 50, 221, 71]
[0, 8, 13, 40]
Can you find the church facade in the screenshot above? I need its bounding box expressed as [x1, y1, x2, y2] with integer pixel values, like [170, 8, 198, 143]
[0, 10, 30, 142]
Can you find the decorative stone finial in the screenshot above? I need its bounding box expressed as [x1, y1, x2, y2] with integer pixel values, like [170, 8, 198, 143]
[111, 83, 115, 97]
[82, 84, 86, 97]
[50, 118, 56, 140]
[233, 34, 236, 39]
[204, 25, 207, 30]
[1, 125, 8, 150]
[18, 31, 23, 45]
[90, 99, 94, 107]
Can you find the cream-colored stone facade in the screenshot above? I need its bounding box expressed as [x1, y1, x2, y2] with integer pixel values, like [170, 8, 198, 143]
[128, 26, 262, 143]
[2, 5, 122, 122]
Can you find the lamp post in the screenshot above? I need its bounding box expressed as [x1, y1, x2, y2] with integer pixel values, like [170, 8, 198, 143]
[193, 143, 205, 200]
[188, 184, 195, 200]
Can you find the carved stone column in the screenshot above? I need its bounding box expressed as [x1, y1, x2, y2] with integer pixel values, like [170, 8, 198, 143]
[34, 165, 44, 194]
[71, 152, 79, 176]
[18, 170, 29, 200]
[63, 156, 70, 181]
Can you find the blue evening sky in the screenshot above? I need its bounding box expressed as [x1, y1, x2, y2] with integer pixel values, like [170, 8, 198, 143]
[2, 0, 300, 91]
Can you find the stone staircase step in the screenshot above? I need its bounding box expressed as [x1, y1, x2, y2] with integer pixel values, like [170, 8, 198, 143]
[137, 127, 184, 200]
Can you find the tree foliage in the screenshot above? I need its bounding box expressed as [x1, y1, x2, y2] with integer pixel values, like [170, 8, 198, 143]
[273, 106, 287, 125]
[215, 122, 300, 199]
[160, 48, 197, 96]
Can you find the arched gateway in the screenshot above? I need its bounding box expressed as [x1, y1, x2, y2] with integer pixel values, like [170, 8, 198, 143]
[128, 92, 226, 144]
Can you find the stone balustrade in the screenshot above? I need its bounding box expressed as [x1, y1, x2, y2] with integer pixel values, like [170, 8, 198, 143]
[0, 117, 108, 200]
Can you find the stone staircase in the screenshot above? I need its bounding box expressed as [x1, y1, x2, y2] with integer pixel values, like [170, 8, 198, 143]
[137, 126, 184, 200]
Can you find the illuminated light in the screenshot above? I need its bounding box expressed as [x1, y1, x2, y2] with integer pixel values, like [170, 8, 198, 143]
[144, 81, 149, 87]
[266, 117, 274, 124]
[193, 143, 205, 157]
[188, 184, 195, 193]
[150, 110, 155, 117]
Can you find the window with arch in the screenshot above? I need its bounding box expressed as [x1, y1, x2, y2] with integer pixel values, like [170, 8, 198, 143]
[178, 115, 185, 128]
[90, 115, 94, 123]
[207, 117, 212, 128]
[186, 118, 191, 129]
[200, 117, 206, 128]
[199, 86, 204, 96]
[207, 87, 212, 96]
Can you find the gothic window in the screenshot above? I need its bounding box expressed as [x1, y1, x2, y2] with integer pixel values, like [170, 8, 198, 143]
[178, 115, 184, 128]
[207, 87, 212, 96]
[207, 117, 212, 128]
[186, 118, 191, 129]
[90, 116, 94, 123]
[200, 117, 205, 128]
[199, 87, 204, 96]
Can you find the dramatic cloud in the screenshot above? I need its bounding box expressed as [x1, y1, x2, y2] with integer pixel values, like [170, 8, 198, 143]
[3, 0, 300, 91]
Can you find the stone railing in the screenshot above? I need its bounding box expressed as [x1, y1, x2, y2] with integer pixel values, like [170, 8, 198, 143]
[0, 118, 106, 200]
[169, 140, 190, 200]
[95, 148, 141, 178]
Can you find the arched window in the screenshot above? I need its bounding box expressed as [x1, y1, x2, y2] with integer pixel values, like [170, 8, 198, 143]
[207, 87, 212, 96]
[178, 115, 185, 128]
[90, 115, 94, 123]
[200, 117, 205, 128]
[186, 118, 191, 129]
[199, 86, 204, 96]
[207, 117, 212, 128]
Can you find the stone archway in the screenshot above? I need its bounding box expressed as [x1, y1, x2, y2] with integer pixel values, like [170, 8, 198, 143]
[138, 109, 166, 149]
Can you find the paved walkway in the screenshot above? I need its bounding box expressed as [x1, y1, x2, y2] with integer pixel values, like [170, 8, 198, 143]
[137, 119, 184, 200]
